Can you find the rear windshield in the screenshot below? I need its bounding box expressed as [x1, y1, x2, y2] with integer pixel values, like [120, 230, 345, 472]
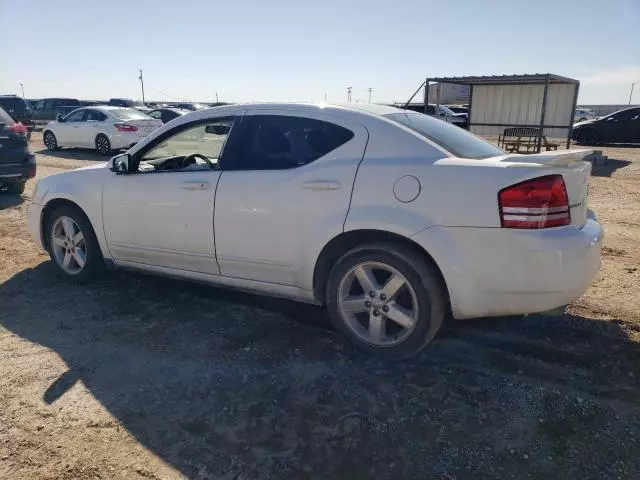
[0, 106, 16, 125]
[0, 97, 27, 112]
[111, 108, 150, 120]
[384, 112, 503, 160]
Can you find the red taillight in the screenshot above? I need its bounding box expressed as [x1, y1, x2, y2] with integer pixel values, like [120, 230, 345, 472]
[498, 175, 571, 229]
[114, 123, 138, 132]
[10, 122, 28, 135]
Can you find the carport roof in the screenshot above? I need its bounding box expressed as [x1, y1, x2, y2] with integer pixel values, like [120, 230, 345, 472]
[427, 74, 579, 85]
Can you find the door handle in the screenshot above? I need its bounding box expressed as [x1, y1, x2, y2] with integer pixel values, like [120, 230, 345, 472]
[181, 181, 211, 191]
[302, 181, 341, 191]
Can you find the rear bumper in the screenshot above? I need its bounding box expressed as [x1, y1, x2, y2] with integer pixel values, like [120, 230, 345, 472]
[411, 212, 603, 319]
[0, 153, 36, 184]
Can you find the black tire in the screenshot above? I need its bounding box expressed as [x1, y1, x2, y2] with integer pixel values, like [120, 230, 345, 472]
[95, 134, 111, 156]
[326, 242, 446, 360]
[8, 182, 26, 195]
[45, 205, 104, 284]
[43, 130, 59, 151]
[578, 129, 599, 145]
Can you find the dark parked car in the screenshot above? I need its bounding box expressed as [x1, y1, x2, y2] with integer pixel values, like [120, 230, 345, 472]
[0, 95, 34, 137]
[0, 105, 35, 194]
[166, 102, 208, 111]
[33, 98, 82, 122]
[573, 107, 640, 145]
[146, 107, 190, 124]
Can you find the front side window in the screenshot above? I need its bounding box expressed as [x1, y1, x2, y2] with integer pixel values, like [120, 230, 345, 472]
[231, 115, 354, 170]
[65, 110, 85, 122]
[385, 112, 503, 160]
[137, 117, 235, 173]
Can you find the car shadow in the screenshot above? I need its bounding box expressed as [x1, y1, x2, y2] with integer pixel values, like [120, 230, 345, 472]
[0, 192, 24, 209]
[34, 148, 113, 162]
[1, 263, 638, 478]
[590, 158, 632, 177]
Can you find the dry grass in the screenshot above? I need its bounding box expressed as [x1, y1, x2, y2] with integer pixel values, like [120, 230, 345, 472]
[0, 134, 638, 479]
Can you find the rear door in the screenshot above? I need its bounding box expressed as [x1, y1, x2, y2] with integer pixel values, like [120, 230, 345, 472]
[75, 109, 107, 147]
[214, 110, 368, 286]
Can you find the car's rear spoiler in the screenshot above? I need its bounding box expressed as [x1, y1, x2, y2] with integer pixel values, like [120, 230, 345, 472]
[498, 149, 594, 167]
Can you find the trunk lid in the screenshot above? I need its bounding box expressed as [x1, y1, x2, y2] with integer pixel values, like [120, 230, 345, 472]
[127, 118, 163, 137]
[0, 115, 30, 165]
[498, 150, 592, 227]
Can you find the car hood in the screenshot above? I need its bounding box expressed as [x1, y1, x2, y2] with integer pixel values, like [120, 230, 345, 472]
[573, 119, 598, 128]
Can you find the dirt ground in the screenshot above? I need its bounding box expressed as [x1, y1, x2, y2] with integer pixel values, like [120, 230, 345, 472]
[0, 134, 639, 479]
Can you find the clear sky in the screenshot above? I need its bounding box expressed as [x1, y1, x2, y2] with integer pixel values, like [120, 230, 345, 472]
[1, 0, 639, 104]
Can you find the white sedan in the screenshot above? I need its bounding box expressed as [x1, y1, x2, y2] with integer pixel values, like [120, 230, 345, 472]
[26, 103, 603, 359]
[43, 106, 162, 156]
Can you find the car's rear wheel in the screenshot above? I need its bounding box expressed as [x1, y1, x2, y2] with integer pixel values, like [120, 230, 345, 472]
[326, 243, 446, 360]
[95, 134, 111, 156]
[578, 129, 599, 145]
[46, 206, 104, 283]
[43, 131, 59, 151]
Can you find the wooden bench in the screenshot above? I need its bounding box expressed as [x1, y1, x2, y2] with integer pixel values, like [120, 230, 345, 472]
[498, 127, 559, 154]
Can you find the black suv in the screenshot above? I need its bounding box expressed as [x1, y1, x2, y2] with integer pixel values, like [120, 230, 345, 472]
[0, 95, 34, 138]
[0, 105, 36, 194]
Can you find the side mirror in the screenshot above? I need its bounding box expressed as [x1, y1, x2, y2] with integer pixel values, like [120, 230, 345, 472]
[56, 113, 65, 122]
[110, 154, 131, 174]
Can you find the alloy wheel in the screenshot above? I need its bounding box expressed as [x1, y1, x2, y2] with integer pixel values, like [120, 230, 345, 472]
[44, 132, 56, 150]
[96, 136, 109, 154]
[337, 261, 419, 346]
[51, 216, 87, 275]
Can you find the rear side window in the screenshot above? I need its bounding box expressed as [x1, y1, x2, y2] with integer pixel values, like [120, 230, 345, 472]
[85, 110, 107, 121]
[0, 106, 16, 125]
[384, 112, 503, 160]
[0, 97, 25, 113]
[230, 115, 354, 170]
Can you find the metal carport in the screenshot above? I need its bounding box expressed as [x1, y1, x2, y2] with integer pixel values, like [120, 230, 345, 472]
[406, 74, 580, 152]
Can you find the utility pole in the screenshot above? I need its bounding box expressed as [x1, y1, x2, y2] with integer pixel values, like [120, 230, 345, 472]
[19, 82, 25, 98]
[138, 69, 145, 103]
[216, 92, 219, 103]
[347, 86, 352, 102]
[367, 87, 373, 103]
[629, 81, 638, 105]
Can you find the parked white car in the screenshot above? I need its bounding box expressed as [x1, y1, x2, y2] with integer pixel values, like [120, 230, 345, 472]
[43, 106, 162, 156]
[575, 108, 597, 123]
[27, 103, 602, 359]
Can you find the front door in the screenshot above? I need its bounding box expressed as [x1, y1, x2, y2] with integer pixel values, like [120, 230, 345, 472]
[57, 109, 85, 145]
[214, 110, 368, 287]
[102, 116, 237, 274]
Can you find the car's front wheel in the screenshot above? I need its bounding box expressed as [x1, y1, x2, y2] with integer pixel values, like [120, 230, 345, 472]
[578, 129, 599, 145]
[326, 243, 446, 360]
[46, 205, 104, 283]
[95, 134, 111, 156]
[43, 131, 59, 151]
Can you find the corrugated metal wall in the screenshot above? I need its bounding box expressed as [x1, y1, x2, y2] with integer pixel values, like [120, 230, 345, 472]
[470, 83, 576, 139]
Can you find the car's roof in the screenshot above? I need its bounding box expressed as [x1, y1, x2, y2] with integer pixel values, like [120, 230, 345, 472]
[205, 102, 406, 118]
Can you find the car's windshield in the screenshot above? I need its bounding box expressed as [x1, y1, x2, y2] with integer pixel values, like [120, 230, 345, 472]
[111, 108, 150, 120]
[385, 112, 504, 159]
